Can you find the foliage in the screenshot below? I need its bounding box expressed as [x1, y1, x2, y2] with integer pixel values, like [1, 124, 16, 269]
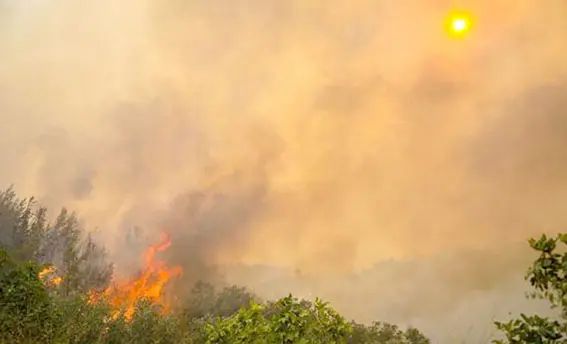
[204, 295, 352, 344]
[0, 249, 56, 343]
[0, 187, 47, 262]
[182, 281, 258, 319]
[0, 186, 430, 344]
[0, 187, 112, 294]
[53, 294, 111, 344]
[494, 234, 567, 343]
[0, 246, 425, 343]
[349, 321, 430, 344]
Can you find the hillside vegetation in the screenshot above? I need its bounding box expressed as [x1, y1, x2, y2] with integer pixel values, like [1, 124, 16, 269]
[1, 186, 565, 343]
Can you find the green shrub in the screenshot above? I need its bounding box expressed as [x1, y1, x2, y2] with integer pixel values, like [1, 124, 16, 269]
[0, 249, 56, 343]
[205, 295, 352, 344]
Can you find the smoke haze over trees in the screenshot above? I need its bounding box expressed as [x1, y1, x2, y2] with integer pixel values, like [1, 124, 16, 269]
[1, 186, 567, 343]
[1, 0, 567, 342]
[0, 187, 431, 343]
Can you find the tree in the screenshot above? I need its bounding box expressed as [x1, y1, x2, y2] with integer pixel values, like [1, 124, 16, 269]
[348, 321, 430, 344]
[54, 208, 83, 295]
[0, 187, 112, 296]
[0, 187, 48, 263]
[0, 186, 432, 344]
[75, 234, 113, 294]
[213, 285, 256, 317]
[494, 233, 567, 343]
[182, 282, 258, 320]
[183, 281, 219, 319]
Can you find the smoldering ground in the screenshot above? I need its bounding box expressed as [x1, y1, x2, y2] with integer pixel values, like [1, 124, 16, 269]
[1, 0, 567, 341]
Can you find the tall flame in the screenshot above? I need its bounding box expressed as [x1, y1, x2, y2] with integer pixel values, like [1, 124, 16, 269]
[89, 233, 182, 321]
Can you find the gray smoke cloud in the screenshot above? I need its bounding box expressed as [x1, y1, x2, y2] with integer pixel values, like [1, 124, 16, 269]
[1, 0, 567, 340]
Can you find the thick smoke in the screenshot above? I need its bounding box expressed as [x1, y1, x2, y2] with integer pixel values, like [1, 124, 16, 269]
[1, 0, 567, 340]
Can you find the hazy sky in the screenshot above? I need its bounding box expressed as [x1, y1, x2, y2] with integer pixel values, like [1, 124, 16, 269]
[1, 0, 566, 280]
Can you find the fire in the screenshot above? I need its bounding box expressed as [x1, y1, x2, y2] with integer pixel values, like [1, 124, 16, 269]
[39, 265, 63, 286]
[89, 233, 182, 322]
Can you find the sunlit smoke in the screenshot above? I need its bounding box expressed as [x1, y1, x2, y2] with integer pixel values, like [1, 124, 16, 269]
[2, 0, 567, 341]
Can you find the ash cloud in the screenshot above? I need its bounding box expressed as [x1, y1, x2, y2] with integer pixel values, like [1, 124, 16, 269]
[1, 0, 567, 338]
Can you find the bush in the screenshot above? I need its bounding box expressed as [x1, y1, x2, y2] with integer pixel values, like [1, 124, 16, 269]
[204, 295, 352, 344]
[0, 249, 57, 343]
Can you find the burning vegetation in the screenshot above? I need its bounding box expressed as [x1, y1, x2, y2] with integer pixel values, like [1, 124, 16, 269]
[88, 233, 183, 321]
[39, 233, 183, 322]
[38, 265, 63, 287]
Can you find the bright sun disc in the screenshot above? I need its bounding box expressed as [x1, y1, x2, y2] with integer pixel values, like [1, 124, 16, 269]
[445, 10, 473, 38]
[452, 18, 468, 32]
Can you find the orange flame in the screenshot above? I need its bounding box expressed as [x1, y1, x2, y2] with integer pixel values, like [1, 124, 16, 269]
[39, 266, 63, 286]
[89, 233, 182, 322]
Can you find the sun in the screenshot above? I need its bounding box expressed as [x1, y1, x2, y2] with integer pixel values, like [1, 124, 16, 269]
[445, 10, 473, 38]
[452, 18, 468, 32]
